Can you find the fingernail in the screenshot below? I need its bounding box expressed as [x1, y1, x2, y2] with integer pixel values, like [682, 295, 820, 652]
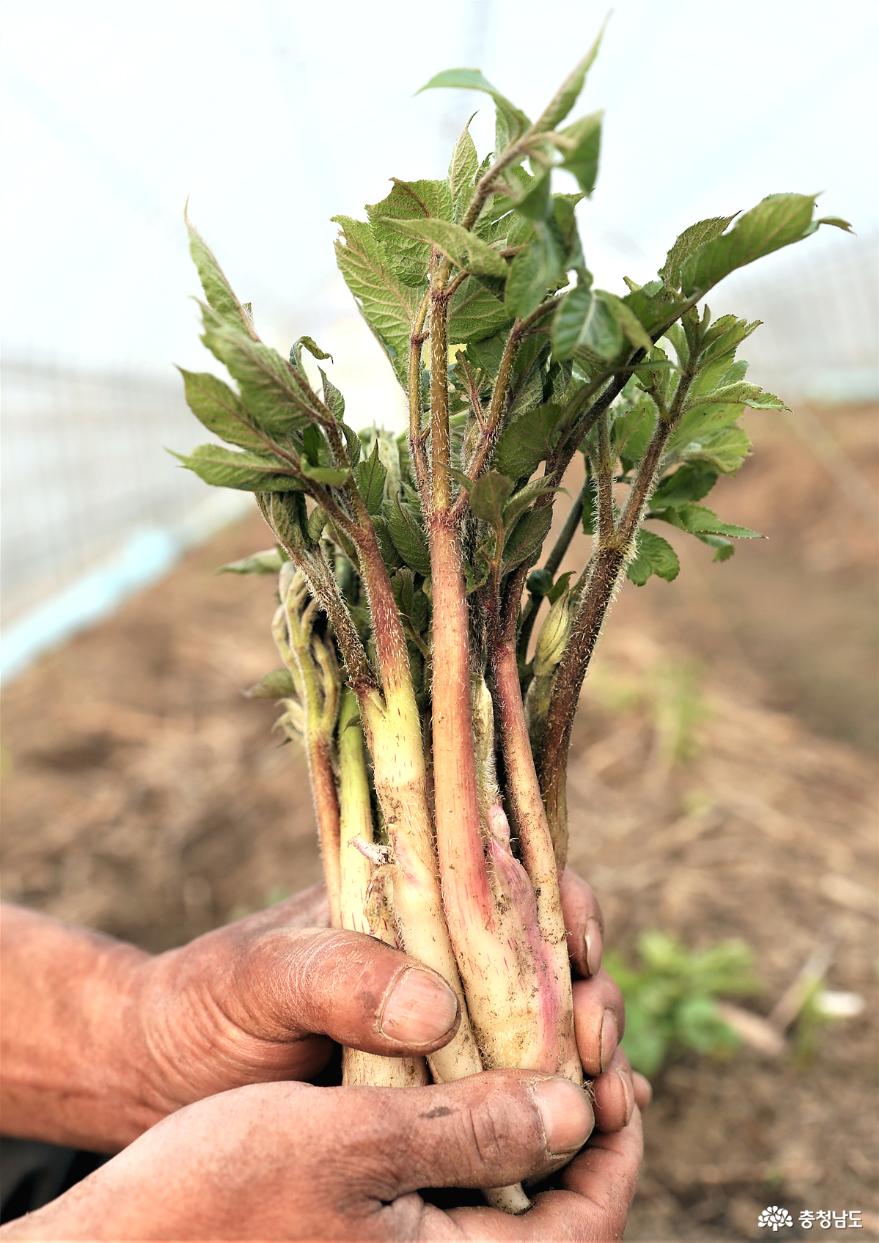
[617, 1067, 635, 1125]
[379, 967, 459, 1046]
[584, 918, 603, 977]
[532, 1077, 594, 1157]
[599, 1008, 618, 1073]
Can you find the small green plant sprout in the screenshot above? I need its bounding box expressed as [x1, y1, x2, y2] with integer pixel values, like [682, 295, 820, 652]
[605, 933, 760, 1077]
[176, 33, 849, 1211]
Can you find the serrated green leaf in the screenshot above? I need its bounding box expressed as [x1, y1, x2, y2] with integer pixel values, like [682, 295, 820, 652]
[200, 309, 315, 435]
[386, 498, 431, 575]
[332, 216, 420, 385]
[673, 420, 752, 475]
[627, 528, 680, 586]
[174, 444, 297, 492]
[660, 214, 738, 288]
[354, 442, 388, 515]
[657, 503, 762, 540]
[449, 119, 479, 219]
[505, 225, 565, 318]
[186, 211, 253, 332]
[367, 179, 453, 285]
[690, 381, 787, 412]
[681, 193, 833, 296]
[503, 477, 557, 526]
[496, 402, 563, 478]
[307, 504, 328, 542]
[470, 471, 514, 526]
[602, 292, 653, 353]
[448, 281, 512, 343]
[318, 367, 346, 420]
[418, 67, 530, 151]
[559, 112, 602, 196]
[653, 464, 718, 508]
[178, 368, 266, 452]
[534, 29, 604, 133]
[219, 548, 285, 575]
[392, 567, 430, 633]
[503, 506, 553, 569]
[613, 395, 657, 468]
[552, 286, 624, 362]
[382, 217, 507, 279]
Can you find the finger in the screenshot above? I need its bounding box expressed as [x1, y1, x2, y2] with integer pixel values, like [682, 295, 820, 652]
[241, 927, 460, 1055]
[439, 1111, 644, 1242]
[572, 972, 625, 1076]
[328, 1071, 594, 1197]
[633, 1072, 652, 1110]
[592, 1049, 635, 1133]
[557, 1107, 644, 1231]
[558, 870, 603, 978]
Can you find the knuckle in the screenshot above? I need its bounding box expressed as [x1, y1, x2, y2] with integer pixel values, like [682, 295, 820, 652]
[461, 1098, 511, 1171]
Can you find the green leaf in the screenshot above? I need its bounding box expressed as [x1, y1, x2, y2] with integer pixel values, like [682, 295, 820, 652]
[382, 216, 507, 279]
[673, 419, 752, 475]
[627, 528, 680, 586]
[559, 112, 602, 196]
[354, 442, 388, 515]
[660, 214, 738, 288]
[503, 477, 557, 526]
[653, 463, 718, 508]
[319, 368, 346, 420]
[392, 568, 430, 633]
[470, 471, 514, 527]
[496, 402, 563, 478]
[534, 29, 604, 133]
[245, 668, 297, 700]
[199, 309, 315, 434]
[551, 286, 624, 361]
[292, 335, 333, 363]
[505, 225, 565, 318]
[332, 216, 420, 385]
[684, 382, 788, 416]
[613, 395, 657, 469]
[174, 444, 297, 492]
[503, 506, 553, 569]
[219, 548, 285, 575]
[186, 211, 253, 332]
[418, 67, 530, 151]
[300, 460, 351, 486]
[367, 179, 453, 285]
[681, 193, 832, 296]
[178, 367, 266, 452]
[386, 498, 431, 575]
[449, 119, 479, 219]
[602, 292, 653, 353]
[657, 503, 762, 540]
[448, 281, 512, 343]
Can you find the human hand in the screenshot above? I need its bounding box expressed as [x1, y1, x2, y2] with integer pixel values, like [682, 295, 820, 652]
[4, 1073, 642, 1242]
[131, 872, 648, 1136]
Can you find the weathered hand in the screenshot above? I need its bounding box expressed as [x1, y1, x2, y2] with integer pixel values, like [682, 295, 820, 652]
[3, 1074, 643, 1242]
[132, 872, 648, 1136]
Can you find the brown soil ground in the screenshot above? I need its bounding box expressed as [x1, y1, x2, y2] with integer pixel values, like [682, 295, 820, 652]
[2, 405, 877, 1241]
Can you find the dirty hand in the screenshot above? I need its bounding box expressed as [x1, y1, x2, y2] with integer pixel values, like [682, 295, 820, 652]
[132, 871, 649, 1137]
[3, 1074, 643, 1242]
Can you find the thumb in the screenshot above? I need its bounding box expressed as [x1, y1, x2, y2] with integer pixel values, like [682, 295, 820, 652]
[231, 926, 461, 1056]
[328, 1070, 594, 1195]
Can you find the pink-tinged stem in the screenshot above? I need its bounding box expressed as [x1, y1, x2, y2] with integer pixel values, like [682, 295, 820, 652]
[492, 637, 580, 1082]
[429, 516, 494, 926]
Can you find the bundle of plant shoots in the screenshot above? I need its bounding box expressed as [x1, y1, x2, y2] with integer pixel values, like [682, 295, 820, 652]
[177, 35, 848, 1212]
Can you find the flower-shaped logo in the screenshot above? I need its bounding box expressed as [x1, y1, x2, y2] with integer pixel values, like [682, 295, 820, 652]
[757, 1206, 793, 1232]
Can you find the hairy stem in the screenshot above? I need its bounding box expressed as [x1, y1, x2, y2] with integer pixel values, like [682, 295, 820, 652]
[539, 354, 700, 863]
